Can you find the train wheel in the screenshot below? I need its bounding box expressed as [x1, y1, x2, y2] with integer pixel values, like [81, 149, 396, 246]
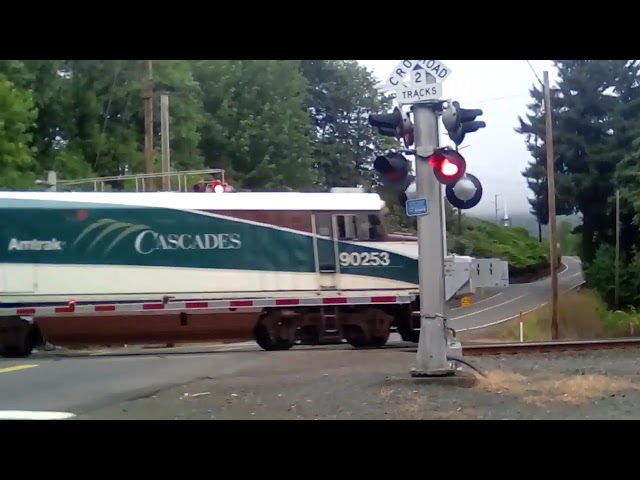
[398, 328, 420, 343]
[254, 323, 295, 351]
[345, 327, 390, 349]
[368, 328, 390, 348]
[344, 308, 393, 349]
[0, 338, 33, 358]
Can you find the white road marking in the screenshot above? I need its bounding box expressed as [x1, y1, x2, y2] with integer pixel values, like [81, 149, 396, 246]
[457, 280, 586, 332]
[450, 295, 528, 321]
[0, 410, 76, 420]
[563, 272, 582, 280]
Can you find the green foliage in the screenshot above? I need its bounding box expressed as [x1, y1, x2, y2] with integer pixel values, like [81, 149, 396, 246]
[0, 75, 37, 188]
[0, 60, 397, 195]
[194, 60, 313, 189]
[517, 60, 640, 310]
[300, 60, 397, 190]
[517, 60, 640, 264]
[583, 242, 640, 309]
[448, 215, 548, 270]
[557, 220, 579, 256]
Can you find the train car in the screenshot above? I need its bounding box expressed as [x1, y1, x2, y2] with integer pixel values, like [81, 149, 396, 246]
[0, 188, 500, 357]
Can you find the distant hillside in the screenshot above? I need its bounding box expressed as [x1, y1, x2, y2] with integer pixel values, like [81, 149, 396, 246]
[447, 215, 553, 283]
[468, 211, 582, 239]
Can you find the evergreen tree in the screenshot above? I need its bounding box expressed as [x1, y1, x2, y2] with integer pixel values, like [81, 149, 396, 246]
[300, 60, 397, 190]
[517, 60, 640, 263]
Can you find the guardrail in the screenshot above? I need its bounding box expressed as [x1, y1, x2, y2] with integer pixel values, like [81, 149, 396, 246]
[37, 169, 226, 192]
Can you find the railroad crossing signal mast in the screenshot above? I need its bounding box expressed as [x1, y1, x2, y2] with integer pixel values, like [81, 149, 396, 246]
[371, 60, 486, 377]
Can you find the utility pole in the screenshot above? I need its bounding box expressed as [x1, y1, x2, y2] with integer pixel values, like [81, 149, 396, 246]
[160, 94, 171, 191]
[543, 70, 559, 340]
[615, 188, 620, 309]
[143, 60, 154, 191]
[494, 193, 500, 224]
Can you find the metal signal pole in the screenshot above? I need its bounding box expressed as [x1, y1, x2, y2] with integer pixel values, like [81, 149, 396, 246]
[411, 73, 455, 377]
[543, 70, 559, 340]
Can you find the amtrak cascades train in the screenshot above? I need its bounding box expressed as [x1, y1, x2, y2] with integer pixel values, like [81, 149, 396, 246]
[0, 188, 508, 358]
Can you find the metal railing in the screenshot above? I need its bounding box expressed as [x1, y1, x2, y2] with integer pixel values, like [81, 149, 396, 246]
[38, 169, 225, 192]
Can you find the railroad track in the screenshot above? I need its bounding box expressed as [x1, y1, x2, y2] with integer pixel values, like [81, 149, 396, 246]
[458, 338, 640, 356]
[42, 337, 640, 359]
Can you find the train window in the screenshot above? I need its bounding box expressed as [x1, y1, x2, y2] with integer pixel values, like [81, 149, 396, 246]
[366, 214, 385, 241]
[315, 214, 332, 237]
[335, 213, 385, 241]
[337, 215, 357, 240]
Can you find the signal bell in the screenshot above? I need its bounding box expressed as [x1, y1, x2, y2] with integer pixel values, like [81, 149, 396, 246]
[428, 147, 466, 186]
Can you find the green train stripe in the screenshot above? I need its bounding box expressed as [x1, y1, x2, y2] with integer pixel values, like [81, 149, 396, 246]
[1, 198, 419, 284]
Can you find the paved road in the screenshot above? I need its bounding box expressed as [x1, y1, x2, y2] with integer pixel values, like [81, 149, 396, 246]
[450, 255, 584, 332]
[0, 256, 584, 418]
[0, 350, 269, 418]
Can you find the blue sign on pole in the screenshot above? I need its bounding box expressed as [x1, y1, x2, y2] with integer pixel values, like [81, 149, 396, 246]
[406, 198, 428, 217]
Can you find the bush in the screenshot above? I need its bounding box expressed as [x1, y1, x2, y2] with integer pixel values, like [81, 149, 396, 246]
[583, 243, 640, 309]
[448, 217, 550, 279]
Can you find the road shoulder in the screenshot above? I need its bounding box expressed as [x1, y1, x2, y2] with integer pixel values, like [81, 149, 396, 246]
[74, 348, 640, 420]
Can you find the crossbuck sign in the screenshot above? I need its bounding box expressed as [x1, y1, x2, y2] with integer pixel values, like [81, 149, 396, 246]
[384, 60, 452, 106]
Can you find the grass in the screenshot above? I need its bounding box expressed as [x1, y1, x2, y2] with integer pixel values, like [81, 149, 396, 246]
[476, 370, 638, 406]
[458, 288, 640, 343]
[448, 216, 550, 273]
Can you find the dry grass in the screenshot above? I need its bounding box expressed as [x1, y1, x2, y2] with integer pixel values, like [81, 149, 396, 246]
[476, 369, 639, 406]
[459, 289, 614, 343]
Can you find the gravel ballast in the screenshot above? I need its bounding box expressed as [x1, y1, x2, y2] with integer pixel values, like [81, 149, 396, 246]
[73, 348, 640, 420]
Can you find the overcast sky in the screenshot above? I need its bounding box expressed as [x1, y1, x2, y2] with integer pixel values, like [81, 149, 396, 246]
[357, 60, 558, 218]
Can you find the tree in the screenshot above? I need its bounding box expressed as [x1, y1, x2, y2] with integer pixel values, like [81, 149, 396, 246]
[300, 60, 397, 190]
[517, 60, 640, 263]
[193, 60, 313, 190]
[55, 60, 205, 182]
[0, 75, 37, 188]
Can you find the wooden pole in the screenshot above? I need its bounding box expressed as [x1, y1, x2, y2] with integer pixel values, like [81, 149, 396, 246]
[143, 60, 154, 191]
[160, 94, 171, 191]
[615, 188, 620, 309]
[543, 70, 559, 340]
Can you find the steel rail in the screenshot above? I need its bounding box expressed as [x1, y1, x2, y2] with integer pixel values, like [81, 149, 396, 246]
[459, 337, 640, 356]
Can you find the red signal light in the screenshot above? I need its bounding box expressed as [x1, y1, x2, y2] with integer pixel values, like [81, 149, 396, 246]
[385, 170, 402, 181]
[440, 159, 460, 178]
[209, 181, 227, 193]
[428, 148, 466, 186]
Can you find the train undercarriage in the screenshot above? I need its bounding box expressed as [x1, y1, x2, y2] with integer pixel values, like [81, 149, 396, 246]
[0, 300, 422, 358]
[251, 301, 419, 351]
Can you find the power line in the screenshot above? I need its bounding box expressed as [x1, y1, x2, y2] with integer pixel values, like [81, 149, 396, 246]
[525, 60, 544, 85]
